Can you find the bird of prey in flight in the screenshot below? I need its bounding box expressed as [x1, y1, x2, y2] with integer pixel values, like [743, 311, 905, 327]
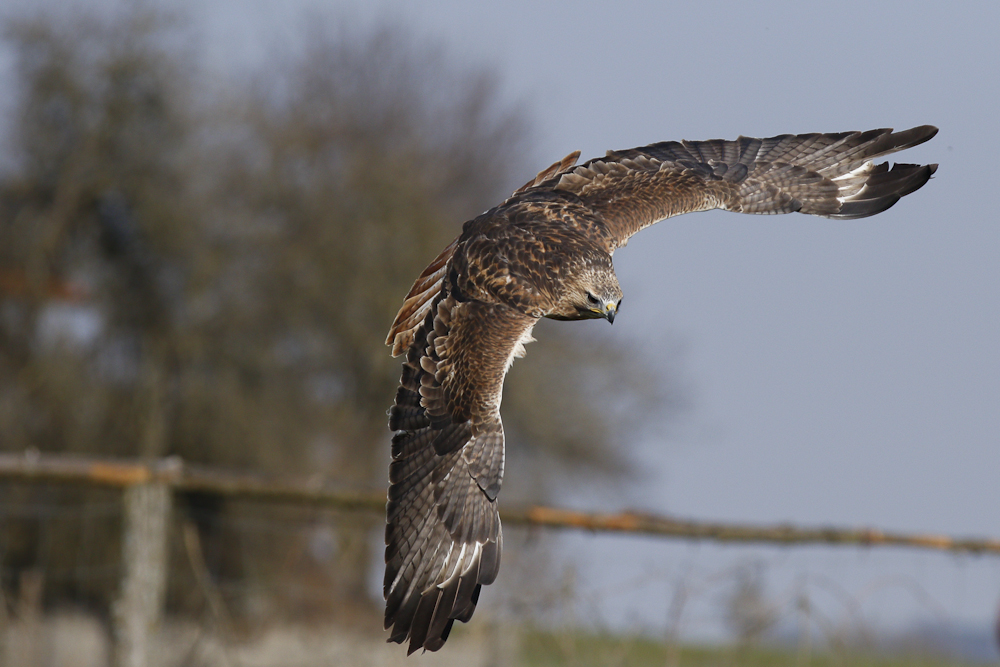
[383, 125, 938, 653]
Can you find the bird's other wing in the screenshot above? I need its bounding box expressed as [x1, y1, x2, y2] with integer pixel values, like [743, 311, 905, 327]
[529, 126, 938, 252]
[385, 292, 537, 654]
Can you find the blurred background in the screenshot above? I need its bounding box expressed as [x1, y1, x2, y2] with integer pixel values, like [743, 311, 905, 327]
[0, 1, 997, 666]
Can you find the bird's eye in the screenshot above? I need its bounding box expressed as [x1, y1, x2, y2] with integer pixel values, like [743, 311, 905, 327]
[586, 292, 599, 305]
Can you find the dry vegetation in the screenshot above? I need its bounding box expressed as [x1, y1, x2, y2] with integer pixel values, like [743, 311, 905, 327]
[1, 611, 981, 667]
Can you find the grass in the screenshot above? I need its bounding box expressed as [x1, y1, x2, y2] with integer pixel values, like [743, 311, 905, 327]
[518, 629, 979, 667]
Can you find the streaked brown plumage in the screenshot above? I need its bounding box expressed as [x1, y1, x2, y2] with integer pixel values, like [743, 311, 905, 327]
[384, 126, 938, 653]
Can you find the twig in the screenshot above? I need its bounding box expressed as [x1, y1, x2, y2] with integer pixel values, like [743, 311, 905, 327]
[181, 520, 240, 667]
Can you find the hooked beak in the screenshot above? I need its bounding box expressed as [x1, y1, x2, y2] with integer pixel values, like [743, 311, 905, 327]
[585, 301, 617, 324]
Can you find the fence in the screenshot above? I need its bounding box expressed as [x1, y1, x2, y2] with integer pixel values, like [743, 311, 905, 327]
[1, 451, 999, 667]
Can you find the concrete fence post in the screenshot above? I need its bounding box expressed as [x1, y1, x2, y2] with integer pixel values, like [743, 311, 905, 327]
[113, 481, 172, 667]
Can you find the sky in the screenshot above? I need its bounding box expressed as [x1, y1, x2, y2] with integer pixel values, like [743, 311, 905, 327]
[7, 0, 1000, 651]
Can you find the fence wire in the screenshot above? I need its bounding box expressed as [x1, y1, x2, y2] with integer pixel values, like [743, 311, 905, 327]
[0, 457, 999, 667]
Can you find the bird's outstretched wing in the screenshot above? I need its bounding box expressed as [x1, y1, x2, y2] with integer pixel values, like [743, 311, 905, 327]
[528, 126, 938, 252]
[385, 291, 536, 654]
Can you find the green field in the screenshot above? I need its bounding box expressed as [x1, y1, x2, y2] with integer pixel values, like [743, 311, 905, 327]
[519, 630, 979, 667]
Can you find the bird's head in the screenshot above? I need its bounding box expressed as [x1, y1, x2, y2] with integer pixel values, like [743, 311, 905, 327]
[548, 252, 623, 324]
[579, 277, 622, 324]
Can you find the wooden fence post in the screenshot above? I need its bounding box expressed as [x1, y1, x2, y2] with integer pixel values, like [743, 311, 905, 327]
[113, 481, 172, 667]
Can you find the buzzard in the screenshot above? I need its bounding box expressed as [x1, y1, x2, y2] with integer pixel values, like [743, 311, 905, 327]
[384, 126, 938, 653]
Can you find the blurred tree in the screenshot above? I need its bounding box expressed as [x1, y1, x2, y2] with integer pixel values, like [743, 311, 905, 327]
[0, 8, 194, 460]
[0, 7, 199, 611]
[0, 7, 677, 619]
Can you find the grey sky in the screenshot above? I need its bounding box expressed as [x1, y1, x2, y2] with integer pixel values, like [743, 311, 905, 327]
[8, 0, 998, 645]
